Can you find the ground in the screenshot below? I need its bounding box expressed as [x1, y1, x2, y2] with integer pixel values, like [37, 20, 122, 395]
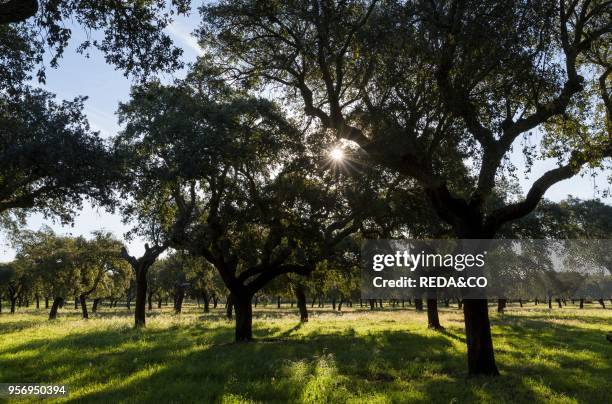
[0, 302, 610, 403]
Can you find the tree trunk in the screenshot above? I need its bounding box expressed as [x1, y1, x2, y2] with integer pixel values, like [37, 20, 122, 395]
[10, 298, 16, 314]
[74, 296, 78, 309]
[415, 298, 423, 312]
[458, 299, 463, 310]
[174, 290, 185, 314]
[226, 294, 234, 320]
[213, 295, 218, 308]
[157, 298, 162, 309]
[548, 298, 552, 309]
[295, 285, 308, 322]
[203, 291, 210, 313]
[369, 299, 375, 310]
[598, 298, 606, 309]
[332, 297, 336, 310]
[79, 295, 89, 319]
[49, 297, 63, 320]
[518, 298, 523, 308]
[463, 299, 498, 375]
[92, 298, 101, 313]
[338, 299, 343, 311]
[35, 294, 40, 309]
[45, 297, 49, 309]
[497, 298, 506, 313]
[148, 292, 153, 311]
[134, 268, 147, 327]
[579, 298, 584, 309]
[556, 298, 562, 308]
[234, 295, 253, 342]
[427, 299, 444, 330]
[277, 296, 281, 309]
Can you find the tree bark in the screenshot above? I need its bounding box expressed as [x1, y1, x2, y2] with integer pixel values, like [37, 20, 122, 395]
[226, 294, 234, 320]
[415, 298, 423, 312]
[10, 298, 16, 314]
[80, 294, 89, 319]
[92, 298, 101, 313]
[134, 268, 147, 327]
[234, 295, 253, 342]
[295, 285, 308, 322]
[497, 298, 506, 313]
[203, 291, 210, 313]
[427, 299, 444, 330]
[463, 299, 499, 375]
[49, 297, 63, 320]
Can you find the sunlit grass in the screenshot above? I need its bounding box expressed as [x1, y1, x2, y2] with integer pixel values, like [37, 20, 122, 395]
[0, 302, 610, 403]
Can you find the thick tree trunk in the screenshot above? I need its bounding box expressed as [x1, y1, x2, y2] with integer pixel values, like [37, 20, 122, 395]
[427, 299, 443, 330]
[463, 299, 499, 375]
[49, 297, 63, 320]
[234, 296, 253, 342]
[80, 294, 89, 319]
[295, 285, 308, 322]
[134, 269, 147, 327]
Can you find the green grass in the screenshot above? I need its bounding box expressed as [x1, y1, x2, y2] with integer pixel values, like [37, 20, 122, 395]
[0, 302, 610, 403]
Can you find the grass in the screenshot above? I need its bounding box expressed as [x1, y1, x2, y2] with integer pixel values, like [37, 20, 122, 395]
[0, 302, 610, 403]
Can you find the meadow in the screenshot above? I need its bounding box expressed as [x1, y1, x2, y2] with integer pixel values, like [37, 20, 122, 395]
[0, 303, 610, 403]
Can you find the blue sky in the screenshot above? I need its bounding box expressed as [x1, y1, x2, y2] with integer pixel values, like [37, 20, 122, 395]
[1, 13, 610, 261]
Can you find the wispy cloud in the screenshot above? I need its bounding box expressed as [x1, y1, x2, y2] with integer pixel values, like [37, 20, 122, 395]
[166, 23, 204, 57]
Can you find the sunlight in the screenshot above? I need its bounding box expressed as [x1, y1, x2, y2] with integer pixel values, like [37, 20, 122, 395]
[329, 148, 344, 162]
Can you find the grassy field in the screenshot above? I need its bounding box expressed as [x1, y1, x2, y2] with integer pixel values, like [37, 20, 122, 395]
[0, 302, 610, 403]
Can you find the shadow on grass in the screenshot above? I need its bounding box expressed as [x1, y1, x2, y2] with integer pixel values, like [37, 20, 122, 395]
[1, 309, 610, 403]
